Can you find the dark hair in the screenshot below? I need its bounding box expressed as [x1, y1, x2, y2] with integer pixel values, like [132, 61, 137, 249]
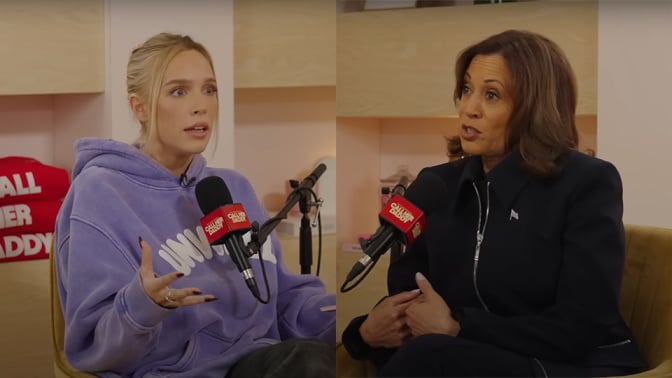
[448, 30, 579, 178]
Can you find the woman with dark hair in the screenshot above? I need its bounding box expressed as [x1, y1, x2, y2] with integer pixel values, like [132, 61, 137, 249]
[342, 30, 647, 377]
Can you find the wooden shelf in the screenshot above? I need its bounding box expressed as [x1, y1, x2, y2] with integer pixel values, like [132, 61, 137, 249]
[234, 0, 336, 88]
[0, 0, 104, 95]
[338, 2, 597, 117]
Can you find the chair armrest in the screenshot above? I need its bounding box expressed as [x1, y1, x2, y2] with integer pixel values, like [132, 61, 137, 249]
[612, 359, 672, 377]
[336, 342, 377, 377]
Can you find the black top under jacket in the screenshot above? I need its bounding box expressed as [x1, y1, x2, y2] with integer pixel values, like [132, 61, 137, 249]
[342, 150, 647, 370]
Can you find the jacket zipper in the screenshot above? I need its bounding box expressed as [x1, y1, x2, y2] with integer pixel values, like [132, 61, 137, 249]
[472, 181, 491, 312]
[473, 183, 549, 376]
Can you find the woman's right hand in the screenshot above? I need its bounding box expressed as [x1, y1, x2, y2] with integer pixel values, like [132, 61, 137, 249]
[359, 290, 421, 348]
[139, 237, 216, 308]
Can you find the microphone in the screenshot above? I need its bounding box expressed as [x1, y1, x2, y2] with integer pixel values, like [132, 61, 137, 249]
[391, 175, 409, 196]
[344, 171, 445, 284]
[195, 176, 260, 298]
[365, 176, 409, 248]
[286, 163, 326, 204]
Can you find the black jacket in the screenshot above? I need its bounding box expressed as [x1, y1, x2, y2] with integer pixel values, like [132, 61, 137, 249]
[343, 151, 647, 370]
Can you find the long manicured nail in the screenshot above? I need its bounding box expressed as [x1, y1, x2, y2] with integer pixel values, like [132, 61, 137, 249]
[138, 236, 143, 248]
[205, 297, 218, 302]
[193, 290, 203, 295]
[415, 272, 427, 281]
[176, 273, 184, 278]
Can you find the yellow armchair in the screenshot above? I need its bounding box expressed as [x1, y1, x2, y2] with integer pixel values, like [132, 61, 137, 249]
[615, 224, 672, 377]
[336, 224, 672, 377]
[50, 241, 95, 377]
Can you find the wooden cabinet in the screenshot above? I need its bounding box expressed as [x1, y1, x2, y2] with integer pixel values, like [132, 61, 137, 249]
[0, 0, 336, 94]
[338, 2, 597, 117]
[0, 0, 104, 95]
[234, 0, 336, 88]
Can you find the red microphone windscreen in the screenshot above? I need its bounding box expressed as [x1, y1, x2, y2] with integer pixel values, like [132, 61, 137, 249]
[200, 204, 252, 244]
[379, 195, 425, 245]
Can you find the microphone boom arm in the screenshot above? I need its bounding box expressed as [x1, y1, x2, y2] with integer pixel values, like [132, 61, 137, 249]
[248, 164, 327, 256]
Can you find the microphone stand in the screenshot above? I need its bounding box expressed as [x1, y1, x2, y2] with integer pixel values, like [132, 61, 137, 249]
[248, 164, 326, 274]
[294, 180, 314, 274]
[341, 176, 409, 291]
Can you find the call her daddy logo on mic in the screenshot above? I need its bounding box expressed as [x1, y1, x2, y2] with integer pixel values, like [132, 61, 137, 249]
[201, 203, 252, 243]
[380, 195, 425, 244]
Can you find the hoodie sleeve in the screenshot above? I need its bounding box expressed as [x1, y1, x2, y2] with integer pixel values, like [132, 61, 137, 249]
[272, 233, 336, 343]
[56, 215, 172, 373]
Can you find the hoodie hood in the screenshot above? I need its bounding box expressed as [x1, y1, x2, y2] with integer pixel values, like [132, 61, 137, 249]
[72, 137, 207, 188]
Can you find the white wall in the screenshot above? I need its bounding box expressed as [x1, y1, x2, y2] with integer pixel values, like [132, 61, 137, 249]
[379, 118, 455, 182]
[598, 1, 672, 229]
[0, 96, 54, 164]
[234, 87, 336, 212]
[107, 0, 235, 167]
[336, 118, 382, 247]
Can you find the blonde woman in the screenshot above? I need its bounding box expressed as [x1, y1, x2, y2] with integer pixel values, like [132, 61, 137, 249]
[55, 33, 335, 377]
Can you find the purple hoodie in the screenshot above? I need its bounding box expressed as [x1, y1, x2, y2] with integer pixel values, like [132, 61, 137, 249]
[55, 138, 335, 377]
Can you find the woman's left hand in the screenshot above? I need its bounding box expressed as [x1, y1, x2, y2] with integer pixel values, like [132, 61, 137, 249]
[405, 272, 461, 337]
[139, 238, 215, 308]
